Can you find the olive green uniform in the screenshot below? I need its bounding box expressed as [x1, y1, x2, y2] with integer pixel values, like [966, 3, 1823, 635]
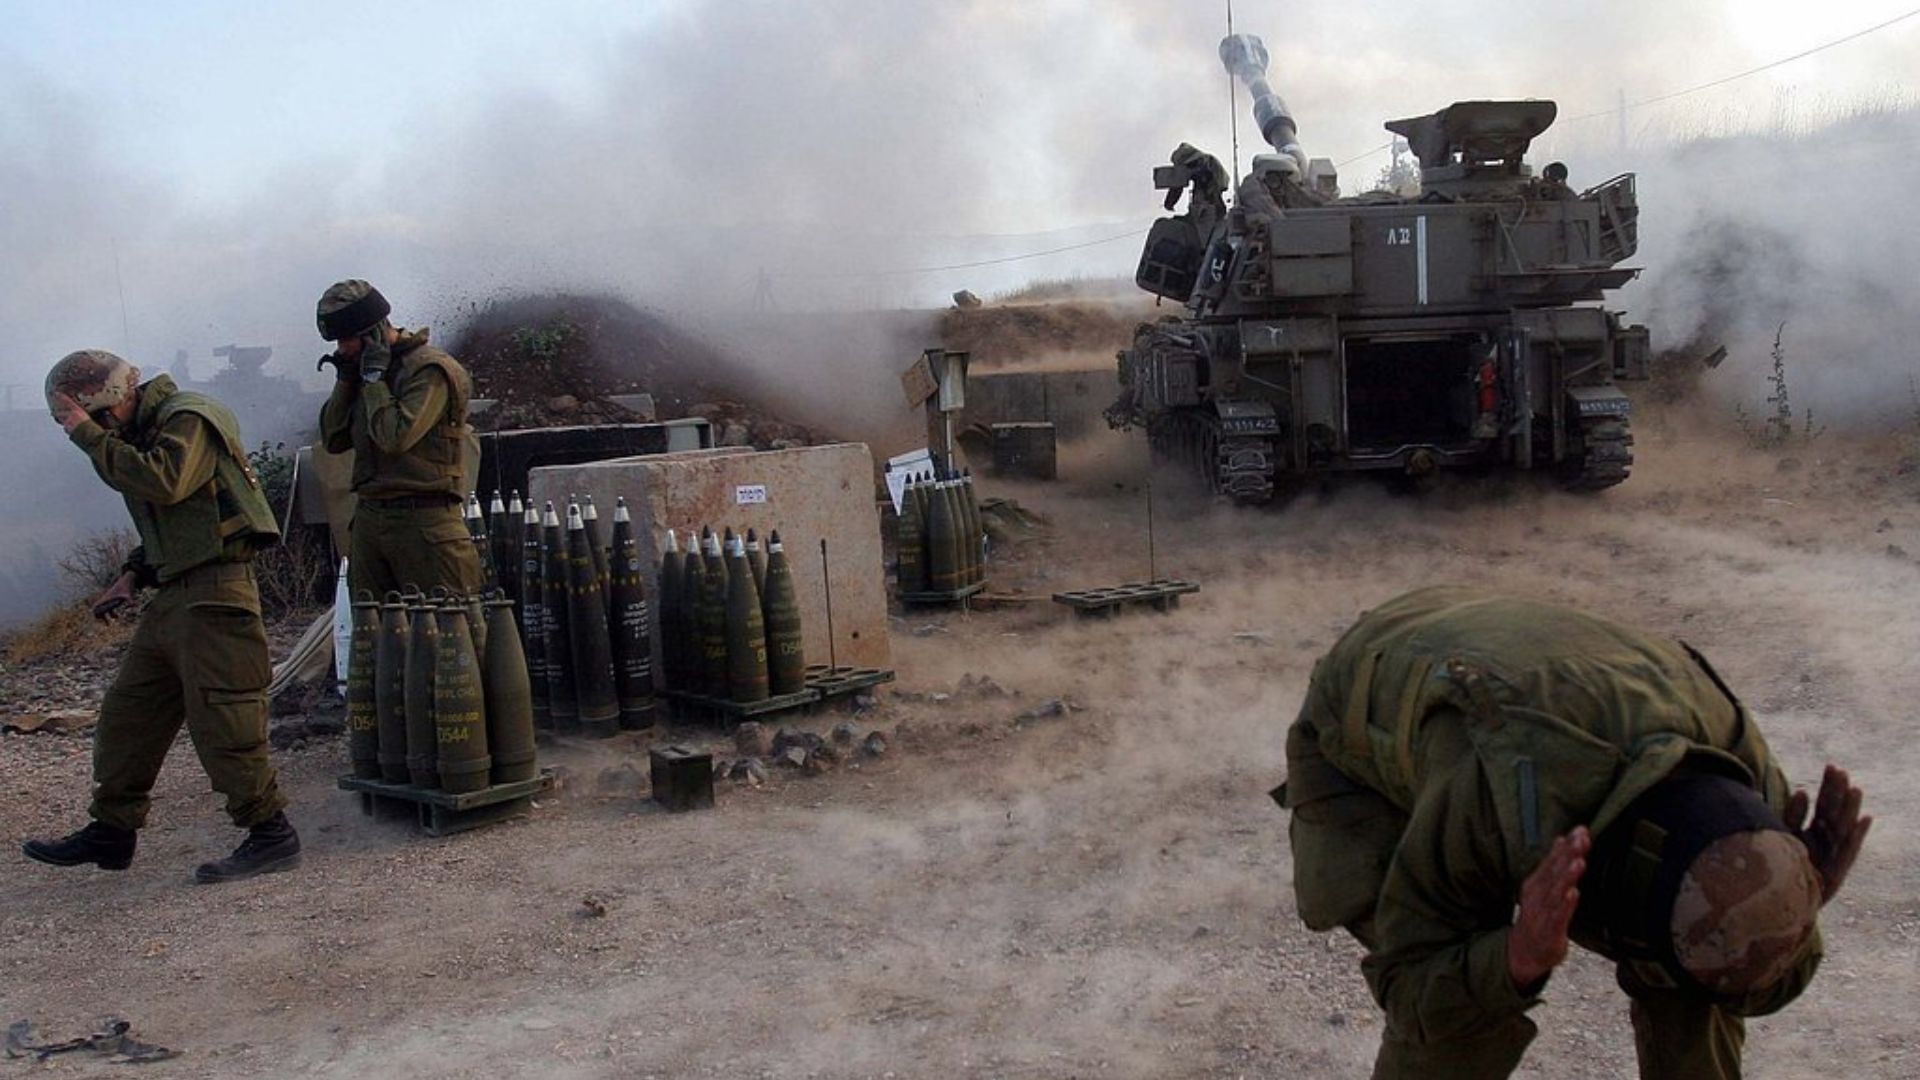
[67, 375, 286, 831]
[317, 330, 482, 599]
[1282, 586, 1821, 1079]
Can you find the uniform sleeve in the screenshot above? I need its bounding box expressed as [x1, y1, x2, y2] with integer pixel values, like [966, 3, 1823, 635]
[360, 364, 449, 455]
[319, 380, 357, 454]
[68, 411, 220, 506]
[1361, 756, 1544, 1045]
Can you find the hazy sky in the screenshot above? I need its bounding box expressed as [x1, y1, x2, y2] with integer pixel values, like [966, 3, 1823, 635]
[1, 0, 1916, 380]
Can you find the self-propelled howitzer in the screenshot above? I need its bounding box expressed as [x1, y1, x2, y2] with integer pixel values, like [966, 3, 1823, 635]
[1109, 33, 1649, 502]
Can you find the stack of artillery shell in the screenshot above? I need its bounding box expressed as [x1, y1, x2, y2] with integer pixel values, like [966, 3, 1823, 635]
[374, 592, 411, 783]
[697, 529, 730, 697]
[608, 498, 655, 729]
[482, 597, 538, 783]
[961, 469, 985, 586]
[764, 531, 806, 694]
[566, 502, 621, 739]
[465, 495, 496, 591]
[433, 601, 491, 794]
[346, 591, 381, 780]
[362, 586, 537, 794]
[746, 528, 768, 596]
[654, 524, 807, 704]
[896, 478, 928, 594]
[658, 530, 686, 695]
[519, 503, 550, 729]
[582, 494, 611, 610]
[505, 492, 526, 606]
[352, 494, 553, 796]
[403, 593, 441, 788]
[897, 470, 987, 595]
[489, 491, 517, 605]
[724, 534, 769, 703]
[540, 503, 578, 734]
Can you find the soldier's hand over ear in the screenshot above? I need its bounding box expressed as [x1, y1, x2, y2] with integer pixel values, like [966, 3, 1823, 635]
[1786, 764, 1871, 904]
[1509, 825, 1590, 990]
[359, 331, 392, 384]
[50, 391, 89, 434]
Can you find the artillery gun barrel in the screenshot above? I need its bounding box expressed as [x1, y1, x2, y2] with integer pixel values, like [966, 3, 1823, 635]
[1218, 33, 1304, 173]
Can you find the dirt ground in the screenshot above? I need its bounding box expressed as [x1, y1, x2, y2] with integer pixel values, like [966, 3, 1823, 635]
[3, 404, 1918, 1079]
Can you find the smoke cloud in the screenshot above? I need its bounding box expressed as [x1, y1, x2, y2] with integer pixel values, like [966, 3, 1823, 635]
[2, 1, 1916, 626]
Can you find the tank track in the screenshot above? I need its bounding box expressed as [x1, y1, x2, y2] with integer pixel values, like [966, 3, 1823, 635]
[1562, 416, 1634, 492]
[1149, 413, 1277, 504]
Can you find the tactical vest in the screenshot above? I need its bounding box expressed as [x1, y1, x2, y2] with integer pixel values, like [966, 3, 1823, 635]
[125, 378, 281, 583]
[348, 338, 476, 497]
[1305, 587, 1788, 878]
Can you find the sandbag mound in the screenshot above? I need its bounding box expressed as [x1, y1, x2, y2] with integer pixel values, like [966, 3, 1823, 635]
[937, 298, 1153, 369]
[448, 293, 829, 447]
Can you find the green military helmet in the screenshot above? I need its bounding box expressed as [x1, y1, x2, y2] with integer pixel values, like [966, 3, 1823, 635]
[1581, 771, 1822, 998]
[315, 279, 392, 341]
[45, 349, 138, 419]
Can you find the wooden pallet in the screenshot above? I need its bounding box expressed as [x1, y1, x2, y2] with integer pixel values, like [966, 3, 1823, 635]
[804, 665, 896, 700]
[660, 685, 823, 723]
[1052, 579, 1200, 617]
[660, 665, 897, 723]
[898, 580, 988, 607]
[337, 770, 556, 837]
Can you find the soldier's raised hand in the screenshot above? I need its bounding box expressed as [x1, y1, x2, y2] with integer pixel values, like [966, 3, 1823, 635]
[1508, 825, 1590, 990]
[50, 391, 90, 434]
[1785, 764, 1871, 904]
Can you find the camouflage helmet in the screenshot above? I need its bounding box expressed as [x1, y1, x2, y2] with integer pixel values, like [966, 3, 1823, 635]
[1580, 771, 1820, 998]
[315, 279, 392, 341]
[1670, 828, 1821, 994]
[45, 349, 138, 419]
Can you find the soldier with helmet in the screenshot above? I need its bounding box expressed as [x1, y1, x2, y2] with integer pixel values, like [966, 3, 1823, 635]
[314, 279, 483, 599]
[1279, 586, 1871, 1078]
[23, 350, 300, 883]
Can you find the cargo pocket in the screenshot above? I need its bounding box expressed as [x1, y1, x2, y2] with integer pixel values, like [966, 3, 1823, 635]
[184, 599, 271, 691]
[414, 516, 483, 595]
[196, 687, 270, 749]
[1289, 788, 1407, 933]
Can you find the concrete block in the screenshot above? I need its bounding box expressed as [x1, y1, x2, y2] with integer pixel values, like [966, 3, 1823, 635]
[528, 444, 889, 682]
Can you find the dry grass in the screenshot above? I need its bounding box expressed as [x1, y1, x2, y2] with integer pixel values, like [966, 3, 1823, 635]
[2, 600, 136, 667]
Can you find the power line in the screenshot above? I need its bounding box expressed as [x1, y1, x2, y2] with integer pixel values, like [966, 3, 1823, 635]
[778, 226, 1150, 280]
[1336, 5, 1920, 169]
[1564, 5, 1920, 124]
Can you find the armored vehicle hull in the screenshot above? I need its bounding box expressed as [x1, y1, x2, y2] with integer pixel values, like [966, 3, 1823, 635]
[1109, 37, 1648, 503]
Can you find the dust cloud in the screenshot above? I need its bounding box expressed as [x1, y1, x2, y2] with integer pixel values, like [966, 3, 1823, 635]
[4, 3, 1916, 628]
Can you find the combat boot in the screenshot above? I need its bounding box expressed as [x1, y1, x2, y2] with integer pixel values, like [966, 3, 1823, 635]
[22, 821, 137, 870]
[193, 811, 301, 884]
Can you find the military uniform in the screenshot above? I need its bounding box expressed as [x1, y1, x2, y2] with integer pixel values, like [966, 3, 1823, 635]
[1282, 586, 1821, 1079]
[318, 329, 483, 599]
[67, 375, 287, 831]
